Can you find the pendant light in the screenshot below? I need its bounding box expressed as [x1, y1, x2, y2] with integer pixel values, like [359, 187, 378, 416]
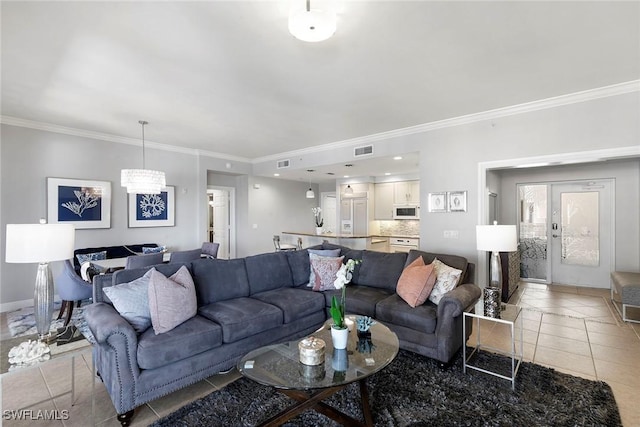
[289, 0, 337, 43]
[121, 120, 166, 194]
[306, 170, 315, 198]
[344, 184, 353, 195]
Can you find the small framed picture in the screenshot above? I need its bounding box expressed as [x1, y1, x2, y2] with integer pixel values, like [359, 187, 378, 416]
[428, 192, 448, 213]
[448, 191, 467, 212]
[128, 186, 175, 227]
[47, 177, 111, 229]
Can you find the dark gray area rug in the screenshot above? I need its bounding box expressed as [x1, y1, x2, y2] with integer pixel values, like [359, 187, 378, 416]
[151, 349, 621, 427]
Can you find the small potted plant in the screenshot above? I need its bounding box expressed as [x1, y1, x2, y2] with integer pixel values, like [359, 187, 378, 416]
[312, 207, 324, 234]
[330, 259, 360, 349]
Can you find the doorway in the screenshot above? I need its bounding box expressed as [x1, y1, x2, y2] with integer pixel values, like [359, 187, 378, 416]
[517, 179, 614, 288]
[207, 187, 236, 259]
[321, 192, 337, 234]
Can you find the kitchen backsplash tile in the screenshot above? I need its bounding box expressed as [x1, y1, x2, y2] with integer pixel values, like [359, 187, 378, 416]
[379, 220, 419, 236]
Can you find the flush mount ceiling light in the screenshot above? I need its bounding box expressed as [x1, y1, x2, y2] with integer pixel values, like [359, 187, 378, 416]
[289, 0, 337, 42]
[121, 120, 166, 194]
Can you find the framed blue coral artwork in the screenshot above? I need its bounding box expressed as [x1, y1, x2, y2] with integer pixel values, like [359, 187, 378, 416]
[128, 186, 175, 228]
[47, 177, 112, 229]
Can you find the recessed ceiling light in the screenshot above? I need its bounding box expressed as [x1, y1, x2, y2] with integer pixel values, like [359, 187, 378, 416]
[344, 164, 353, 167]
[306, 169, 315, 172]
[384, 172, 391, 176]
[273, 173, 280, 177]
[326, 172, 335, 175]
[393, 156, 402, 160]
[343, 175, 350, 178]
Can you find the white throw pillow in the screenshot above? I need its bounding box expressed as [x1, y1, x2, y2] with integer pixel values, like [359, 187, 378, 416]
[427, 258, 463, 305]
[148, 266, 197, 334]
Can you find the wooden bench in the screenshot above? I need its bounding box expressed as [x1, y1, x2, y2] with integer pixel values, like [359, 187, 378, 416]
[611, 271, 640, 323]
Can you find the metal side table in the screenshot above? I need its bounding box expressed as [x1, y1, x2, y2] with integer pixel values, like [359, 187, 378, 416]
[463, 303, 523, 390]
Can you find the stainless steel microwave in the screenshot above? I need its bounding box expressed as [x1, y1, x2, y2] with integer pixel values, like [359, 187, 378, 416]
[393, 205, 420, 220]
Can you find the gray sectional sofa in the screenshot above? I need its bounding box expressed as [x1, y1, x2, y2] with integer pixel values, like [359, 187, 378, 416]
[85, 243, 480, 425]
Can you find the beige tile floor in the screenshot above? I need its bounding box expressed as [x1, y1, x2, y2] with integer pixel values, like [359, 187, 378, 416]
[1, 281, 639, 426]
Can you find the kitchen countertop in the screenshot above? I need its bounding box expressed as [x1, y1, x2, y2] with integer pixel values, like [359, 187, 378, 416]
[283, 232, 419, 239]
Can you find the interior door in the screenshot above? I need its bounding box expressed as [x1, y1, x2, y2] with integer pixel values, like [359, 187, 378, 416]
[209, 189, 231, 259]
[550, 180, 613, 287]
[321, 192, 337, 234]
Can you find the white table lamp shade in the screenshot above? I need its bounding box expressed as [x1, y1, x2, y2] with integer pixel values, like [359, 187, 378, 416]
[476, 224, 517, 252]
[5, 223, 75, 263]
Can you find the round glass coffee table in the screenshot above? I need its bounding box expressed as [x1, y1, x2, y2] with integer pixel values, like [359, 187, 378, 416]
[237, 317, 399, 427]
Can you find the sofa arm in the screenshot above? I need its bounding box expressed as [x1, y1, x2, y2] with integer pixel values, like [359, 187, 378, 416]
[84, 302, 141, 413]
[437, 283, 482, 319]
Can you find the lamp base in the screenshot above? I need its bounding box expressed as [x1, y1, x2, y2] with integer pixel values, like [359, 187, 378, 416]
[34, 263, 54, 341]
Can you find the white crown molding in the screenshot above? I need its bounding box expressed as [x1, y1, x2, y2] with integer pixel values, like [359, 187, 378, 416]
[2, 80, 637, 166]
[253, 80, 640, 164]
[0, 116, 251, 163]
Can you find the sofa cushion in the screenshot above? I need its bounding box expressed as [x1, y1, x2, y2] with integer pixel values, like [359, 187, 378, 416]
[198, 297, 283, 343]
[191, 258, 250, 305]
[428, 258, 464, 305]
[406, 250, 469, 283]
[396, 257, 437, 308]
[252, 288, 325, 323]
[310, 254, 344, 291]
[148, 266, 198, 334]
[103, 268, 153, 333]
[137, 315, 222, 370]
[308, 249, 341, 286]
[357, 251, 408, 290]
[245, 252, 293, 294]
[376, 293, 438, 334]
[285, 249, 311, 286]
[324, 286, 394, 317]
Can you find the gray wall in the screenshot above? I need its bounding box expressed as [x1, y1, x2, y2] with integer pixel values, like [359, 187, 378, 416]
[2, 90, 639, 306]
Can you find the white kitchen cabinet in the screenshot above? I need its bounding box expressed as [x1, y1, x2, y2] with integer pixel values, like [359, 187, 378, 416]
[393, 180, 420, 204]
[374, 182, 394, 220]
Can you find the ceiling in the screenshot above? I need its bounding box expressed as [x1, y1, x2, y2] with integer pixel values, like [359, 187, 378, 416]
[2, 1, 639, 181]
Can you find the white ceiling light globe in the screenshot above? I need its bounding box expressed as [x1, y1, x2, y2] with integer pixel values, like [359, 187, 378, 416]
[289, 7, 336, 42]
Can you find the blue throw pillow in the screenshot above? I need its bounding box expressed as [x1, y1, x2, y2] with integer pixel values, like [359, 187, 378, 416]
[103, 269, 154, 333]
[76, 251, 107, 266]
[143, 245, 166, 254]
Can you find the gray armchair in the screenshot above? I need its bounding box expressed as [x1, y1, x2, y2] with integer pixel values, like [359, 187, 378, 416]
[201, 242, 219, 258]
[125, 252, 164, 269]
[169, 249, 202, 263]
[55, 260, 93, 326]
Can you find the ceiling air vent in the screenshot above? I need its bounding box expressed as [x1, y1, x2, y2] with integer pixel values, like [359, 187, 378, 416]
[276, 159, 290, 169]
[354, 145, 374, 157]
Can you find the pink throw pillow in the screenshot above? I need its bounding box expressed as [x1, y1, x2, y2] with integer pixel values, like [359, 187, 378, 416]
[396, 257, 437, 308]
[310, 255, 345, 291]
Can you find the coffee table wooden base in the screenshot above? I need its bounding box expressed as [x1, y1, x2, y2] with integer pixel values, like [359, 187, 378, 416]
[257, 380, 373, 427]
